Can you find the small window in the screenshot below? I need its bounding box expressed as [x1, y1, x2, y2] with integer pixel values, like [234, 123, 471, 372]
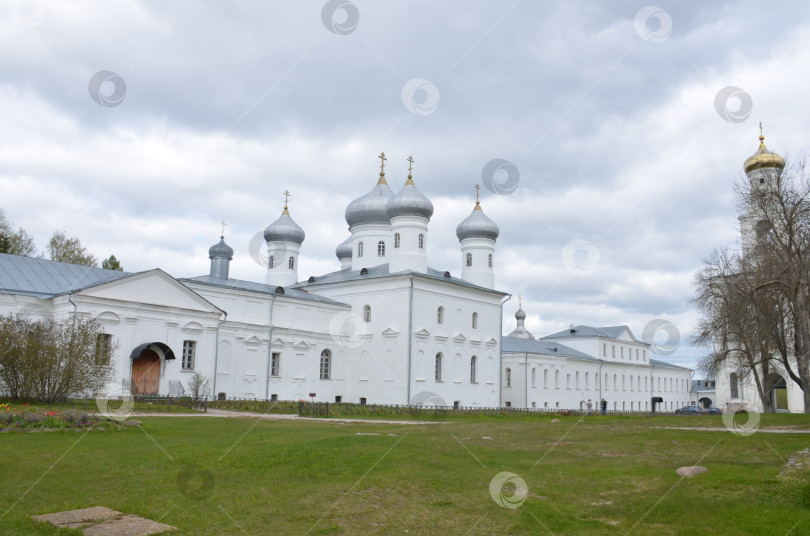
[363, 305, 371, 323]
[320, 349, 331, 380]
[470, 356, 477, 383]
[531, 368, 536, 388]
[488, 253, 492, 268]
[472, 312, 479, 329]
[360, 397, 367, 405]
[466, 252, 472, 267]
[612, 345, 615, 358]
[377, 241, 385, 257]
[358, 241, 364, 258]
[270, 393, 278, 402]
[335, 396, 342, 403]
[602, 344, 607, 357]
[418, 233, 424, 249]
[435, 353, 443, 381]
[288, 256, 295, 269]
[505, 367, 511, 387]
[271, 352, 280, 377]
[394, 233, 400, 248]
[268, 255, 275, 268]
[182, 340, 196, 371]
[95, 333, 112, 364]
[437, 306, 444, 325]
[505, 401, 512, 408]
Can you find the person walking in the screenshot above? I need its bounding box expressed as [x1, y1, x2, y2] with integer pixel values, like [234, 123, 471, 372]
[587, 399, 593, 416]
[600, 398, 607, 416]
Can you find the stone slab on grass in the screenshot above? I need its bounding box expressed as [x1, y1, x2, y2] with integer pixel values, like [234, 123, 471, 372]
[676, 466, 709, 478]
[33, 506, 175, 535]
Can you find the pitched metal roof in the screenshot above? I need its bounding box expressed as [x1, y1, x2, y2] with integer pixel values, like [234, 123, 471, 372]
[0, 253, 130, 298]
[294, 263, 508, 295]
[502, 336, 595, 361]
[182, 275, 348, 306]
[649, 358, 693, 371]
[541, 324, 641, 343]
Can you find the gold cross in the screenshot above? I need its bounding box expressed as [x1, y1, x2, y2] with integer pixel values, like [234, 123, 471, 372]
[379, 152, 387, 175]
[407, 155, 414, 176]
[475, 183, 480, 204]
[220, 220, 226, 237]
[283, 190, 291, 210]
[519, 294, 522, 308]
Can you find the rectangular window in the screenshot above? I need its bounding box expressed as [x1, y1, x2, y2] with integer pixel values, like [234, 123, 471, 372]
[95, 333, 112, 363]
[335, 396, 342, 403]
[271, 352, 280, 376]
[611, 345, 615, 358]
[270, 394, 278, 402]
[182, 340, 196, 371]
[603, 344, 607, 357]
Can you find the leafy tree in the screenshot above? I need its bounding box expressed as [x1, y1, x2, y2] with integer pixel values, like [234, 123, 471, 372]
[102, 254, 124, 271]
[0, 314, 116, 402]
[0, 209, 36, 256]
[47, 231, 98, 266]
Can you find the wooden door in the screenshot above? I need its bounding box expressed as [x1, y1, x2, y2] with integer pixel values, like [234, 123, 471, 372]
[131, 349, 160, 395]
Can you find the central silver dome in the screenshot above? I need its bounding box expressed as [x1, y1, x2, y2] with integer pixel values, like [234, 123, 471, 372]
[345, 180, 395, 227]
[386, 178, 434, 220]
[264, 210, 305, 245]
[456, 204, 499, 241]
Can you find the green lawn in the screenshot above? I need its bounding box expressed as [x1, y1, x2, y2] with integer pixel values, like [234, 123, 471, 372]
[1, 413, 809, 535]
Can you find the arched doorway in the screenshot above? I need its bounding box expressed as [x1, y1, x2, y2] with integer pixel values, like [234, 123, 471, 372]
[769, 375, 788, 412]
[129, 343, 176, 395]
[698, 397, 712, 409]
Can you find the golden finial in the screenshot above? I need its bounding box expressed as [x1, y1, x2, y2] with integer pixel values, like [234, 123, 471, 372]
[518, 294, 522, 308]
[283, 190, 291, 215]
[474, 183, 481, 210]
[220, 220, 226, 238]
[759, 121, 765, 144]
[377, 152, 388, 185]
[406, 155, 415, 185]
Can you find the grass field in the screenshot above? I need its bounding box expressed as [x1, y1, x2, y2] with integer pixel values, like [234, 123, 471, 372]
[2, 412, 810, 535]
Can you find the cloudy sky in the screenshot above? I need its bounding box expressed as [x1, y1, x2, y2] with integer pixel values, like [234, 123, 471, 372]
[2, 0, 809, 372]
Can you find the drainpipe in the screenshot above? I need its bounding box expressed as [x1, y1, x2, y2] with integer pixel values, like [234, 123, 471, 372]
[651, 364, 656, 413]
[499, 294, 512, 407]
[406, 275, 414, 405]
[68, 292, 77, 327]
[525, 352, 529, 409]
[212, 311, 228, 399]
[264, 295, 276, 401]
[598, 360, 604, 408]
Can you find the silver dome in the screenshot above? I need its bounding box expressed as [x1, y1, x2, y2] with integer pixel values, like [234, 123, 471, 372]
[264, 210, 305, 245]
[335, 236, 352, 260]
[345, 180, 395, 227]
[209, 236, 234, 259]
[456, 204, 499, 241]
[507, 306, 534, 339]
[386, 178, 434, 220]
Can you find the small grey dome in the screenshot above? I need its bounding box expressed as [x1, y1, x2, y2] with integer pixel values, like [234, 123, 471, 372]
[507, 305, 534, 339]
[209, 236, 233, 259]
[515, 307, 526, 320]
[335, 236, 352, 260]
[386, 179, 434, 220]
[345, 180, 395, 227]
[456, 203, 499, 241]
[264, 209, 305, 245]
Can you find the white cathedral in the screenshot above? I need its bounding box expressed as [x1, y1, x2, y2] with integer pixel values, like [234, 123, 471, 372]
[0, 153, 696, 411]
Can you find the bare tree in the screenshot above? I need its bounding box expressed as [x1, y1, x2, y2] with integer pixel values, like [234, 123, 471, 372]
[187, 372, 210, 402]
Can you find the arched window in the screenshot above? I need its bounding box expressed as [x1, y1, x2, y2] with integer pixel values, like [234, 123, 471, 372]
[604, 373, 609, 391]
[466, 252, 472, 267]
[585, 371, 589, 389]
[437, 306, 444, 324]
[488, 253, 493, 268]
[543, 369, 548, 388]
[377, 241, 385, 257]
[531, 368, 537, 388]
[288, 256, 295, 269]
[394, 233, 400, 248]
[645, 376, 648, 391]
[268, 255, 274, 268]
[319, 349, 331, 380]
[622, 375, 626, 391]
[505, 367, 511, 387]
[418, 233, 424, 249]
[575, 371, 580, 389]
[470, 356, 477, 383]
[614, 374, 618, 390]
[363, 305, 371, 323]
[357, 241, 364, 258]
[630, 374, 634, 391]
[472, 312, 478, 329]
[555, 370, 560, 389]
[435, 353, 443, 381]
[730, 373, 739, 398]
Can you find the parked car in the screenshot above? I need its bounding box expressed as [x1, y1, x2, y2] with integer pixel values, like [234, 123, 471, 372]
[675, 405, 705, 414]
[705, 407, 722, 415]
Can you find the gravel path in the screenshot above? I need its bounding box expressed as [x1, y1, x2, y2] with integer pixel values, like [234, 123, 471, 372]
[123, 408, 445, 425]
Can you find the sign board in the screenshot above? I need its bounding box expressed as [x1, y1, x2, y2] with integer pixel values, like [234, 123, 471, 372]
[309, 393, 316, 397]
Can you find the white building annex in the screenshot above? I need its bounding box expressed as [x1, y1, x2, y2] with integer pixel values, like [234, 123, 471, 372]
[0, 152, 698, 411]
[501, 302, 693, 412]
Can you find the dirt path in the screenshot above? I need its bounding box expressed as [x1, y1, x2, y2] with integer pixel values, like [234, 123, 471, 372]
[123, 408, 445, 425]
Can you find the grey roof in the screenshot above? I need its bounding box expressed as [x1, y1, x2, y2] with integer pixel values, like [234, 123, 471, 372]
[345, 179, 395, 227]
[386, 179, 434, 220]
[456, 204, 499, 241]
[649, 358, 692, 371]
[502, 336, 595, 360]
[264, 210, 305, 245]
[293, 263, 508, 295]
[208, 236, 234, 259]
[182, 275, 348, 306]
[0, 253, 131, 298]
[542, 324, 641, 343]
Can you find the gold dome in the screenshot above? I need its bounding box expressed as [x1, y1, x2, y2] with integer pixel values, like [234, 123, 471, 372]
[744, 134, 785, 174]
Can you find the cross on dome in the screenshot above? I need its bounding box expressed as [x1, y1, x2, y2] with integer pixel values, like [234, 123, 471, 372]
[283, 190, 291, 214]
[220, 220, 226, 237]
